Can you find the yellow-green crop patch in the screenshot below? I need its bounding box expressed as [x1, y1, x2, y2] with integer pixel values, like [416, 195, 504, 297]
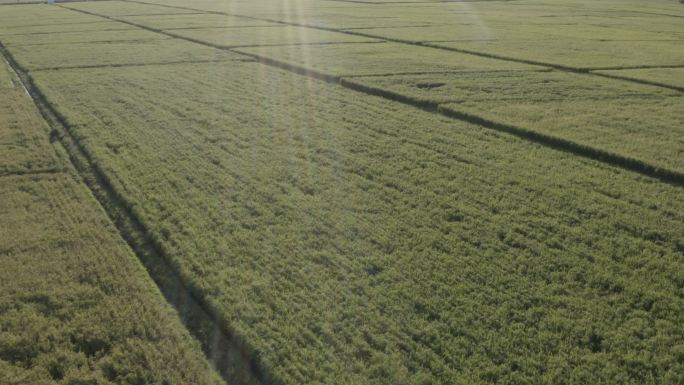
[0, 174, 224, 385]
[0, 56, 222, 385]
[0, 69, 60, 175]
[0, 59, 12, 87]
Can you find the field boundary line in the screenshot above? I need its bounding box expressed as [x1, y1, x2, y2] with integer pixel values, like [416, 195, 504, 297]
[0, 168, 65, 179]
[0, 20, 116, 29]
[55, 4, 684, 186]
[589, 71, 684, 92]
[0, 0, 115, 6]
[11, 37, 171, 48]
[0, 0, 80, 5]
[0, 40, 276, 385]
[123, 0, 684, 94]
[586, 64, 684, 71]
[1, 27, 136, 37]
[322, 0, 519, 4]
[29, 58, 253, 72]
[161, 25, 290, 31]
[342, 24, 445, 30]
[208, 40, 386, 49]
[115, 12, 207, 17]
[342, 68, 553, 77]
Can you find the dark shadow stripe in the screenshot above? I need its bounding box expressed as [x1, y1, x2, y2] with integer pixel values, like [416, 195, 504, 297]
[591, 71, 684, 92]
[0, 168, 64, 178]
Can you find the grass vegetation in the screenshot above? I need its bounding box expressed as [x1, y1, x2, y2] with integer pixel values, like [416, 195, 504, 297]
[0, 59, 222, 385]
[1, 1, 683, 385]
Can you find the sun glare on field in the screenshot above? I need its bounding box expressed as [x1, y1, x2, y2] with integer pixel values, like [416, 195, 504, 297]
[0, 0, 682, 384]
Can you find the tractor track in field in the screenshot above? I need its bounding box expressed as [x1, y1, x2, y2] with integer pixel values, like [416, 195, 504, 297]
[0, 40, 275, 385]
[56, 4, 684, 186]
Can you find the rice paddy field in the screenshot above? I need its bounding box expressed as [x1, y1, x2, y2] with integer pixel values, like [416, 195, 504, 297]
[0, 1, 682, 384]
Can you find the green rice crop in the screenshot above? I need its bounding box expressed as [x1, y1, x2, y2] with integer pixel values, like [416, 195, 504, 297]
[30, 60, 684, 385]
[2, 1, 683, 384]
